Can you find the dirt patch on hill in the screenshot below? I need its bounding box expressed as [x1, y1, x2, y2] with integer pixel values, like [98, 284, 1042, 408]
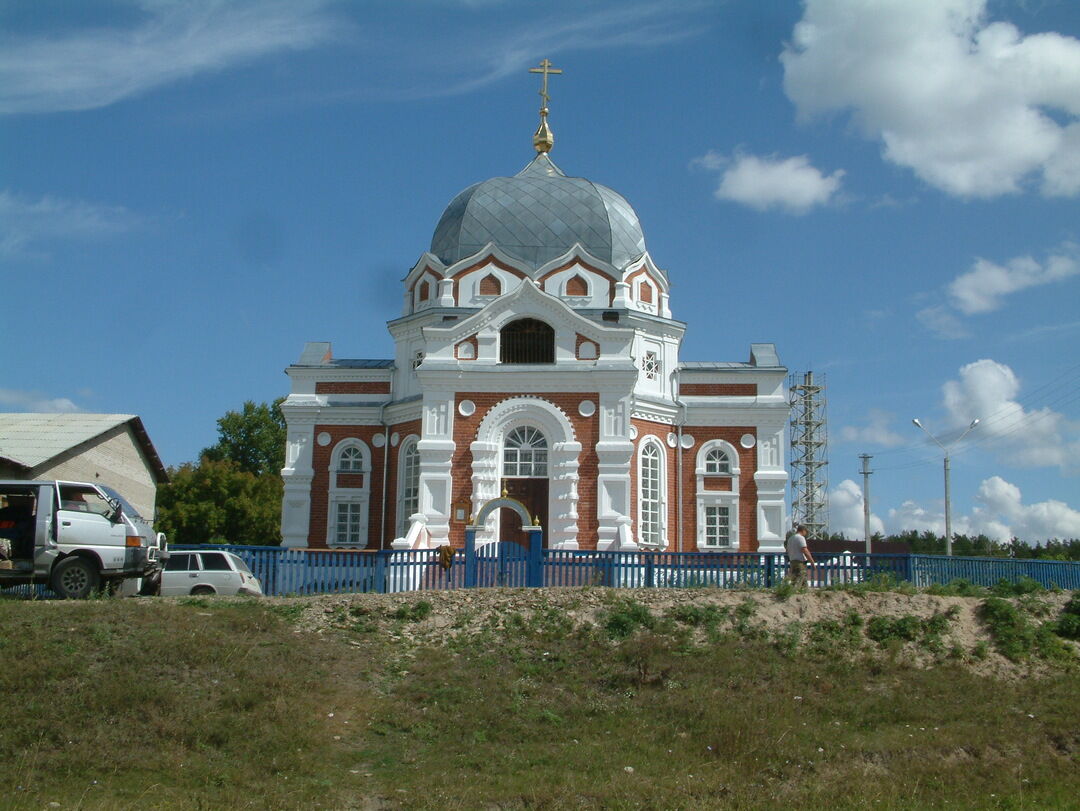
[265, 587, 1077, 679]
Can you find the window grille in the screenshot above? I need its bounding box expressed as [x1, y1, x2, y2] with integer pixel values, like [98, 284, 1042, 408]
[338, 446, 364, 472]
[500, 319, 554, 364]
[703, 505, 731, 547]
[640, 442, 663, 546]
[704, 448, 730, 474]
[398, 441, 420, 536]
[413, 351, 424, 370]
[335, 502, 364, 545]
[503, 426, 548, 477]
[641, 351, 661, 380]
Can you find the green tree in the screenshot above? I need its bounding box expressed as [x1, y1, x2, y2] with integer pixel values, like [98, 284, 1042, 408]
[201, 398, 286, 476]
[156, 459, 282, 546]
[156, 398, 287, 546]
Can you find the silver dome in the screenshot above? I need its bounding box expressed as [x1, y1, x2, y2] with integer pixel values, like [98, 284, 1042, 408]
[430, 154, 647, 270]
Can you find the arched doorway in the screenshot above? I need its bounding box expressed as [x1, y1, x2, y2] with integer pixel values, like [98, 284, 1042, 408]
[470, 396, 581, 549]
[500, 425, 549, 546]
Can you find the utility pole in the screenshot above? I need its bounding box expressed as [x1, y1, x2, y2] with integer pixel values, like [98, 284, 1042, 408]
[912, 418, 980, 556]
[859, 454, 873, 554]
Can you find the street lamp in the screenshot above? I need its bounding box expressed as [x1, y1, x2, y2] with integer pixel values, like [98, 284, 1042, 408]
[911, 417, 980, 556]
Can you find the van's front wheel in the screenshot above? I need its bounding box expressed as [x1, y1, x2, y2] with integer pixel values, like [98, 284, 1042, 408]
[51, 557, 100, 599]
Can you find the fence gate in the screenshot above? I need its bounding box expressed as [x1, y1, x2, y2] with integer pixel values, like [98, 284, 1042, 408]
[464, 494, 543, 588]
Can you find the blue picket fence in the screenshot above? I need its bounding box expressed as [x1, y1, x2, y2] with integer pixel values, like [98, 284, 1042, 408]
[167, 545, 1080, 597]
[4, 547, 1076, 600]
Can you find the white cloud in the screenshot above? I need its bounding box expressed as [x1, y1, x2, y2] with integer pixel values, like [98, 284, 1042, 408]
[973, 476, 1080, 540]
[916, 305, 970, 340]
[889, 477, 1080, 541]
[781, 0, 1080, 198]
[697, 150, 844, 214]
[829, 479, 885, 540]
[0, 190, 141, 258]
[839, 409, 906, 447]
[0, 389, 81, 413]
[0, 1, 343, 114]
[948, 247, 1079, 314]
[941, 358, 1080, 470]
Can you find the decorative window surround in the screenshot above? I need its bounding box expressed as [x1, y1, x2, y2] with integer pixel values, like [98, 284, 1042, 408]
[695, 439, 739, 550]
[637, 438, 667, 549]
[328, 439, 371, 548]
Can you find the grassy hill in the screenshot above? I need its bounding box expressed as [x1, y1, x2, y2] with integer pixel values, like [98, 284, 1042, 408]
[2, 584, 1078, 809]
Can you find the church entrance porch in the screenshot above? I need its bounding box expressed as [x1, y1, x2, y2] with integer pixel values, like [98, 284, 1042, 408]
[499, 477, 548, 547]
[465, 495, 544, 588]
[470, 401, 580, 549]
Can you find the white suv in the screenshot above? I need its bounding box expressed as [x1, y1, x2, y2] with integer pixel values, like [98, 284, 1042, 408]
[161, 550, 263, 596]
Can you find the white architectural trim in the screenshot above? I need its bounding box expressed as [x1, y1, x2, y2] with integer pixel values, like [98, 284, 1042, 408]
[694, 439, 740, 550]
[636, 435, 668, 549]
[471, 396, 581, 549]
[326, 438, 372, 548]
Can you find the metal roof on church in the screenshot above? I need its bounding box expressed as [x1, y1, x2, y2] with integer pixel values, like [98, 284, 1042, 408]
[430, 154, 647, 271]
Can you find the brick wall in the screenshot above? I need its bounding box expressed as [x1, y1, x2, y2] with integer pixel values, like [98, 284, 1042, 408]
[630, 420, 759, 552]
[315, 382, 391, 394]
[679, 383, 757, 397]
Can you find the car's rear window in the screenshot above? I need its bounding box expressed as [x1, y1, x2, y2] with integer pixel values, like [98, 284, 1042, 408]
[231, 556, 253, 575]
[200, 552, 231, 571]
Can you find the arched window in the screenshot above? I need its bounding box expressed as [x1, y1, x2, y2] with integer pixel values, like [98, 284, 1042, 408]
[503, 426, 548, 477]
[695, 441, 739, 550]
[565, 274, 588, 296]
[479, 273, 501, 295]
[704, 447, 730, 474]
[638, 280, 653, 303]
[339, 446, 364, 472]
[328, 440, 371, 548]
[397, 438, 420, 537]
[500, 318, 554, 364]
[638, 440, 665, 548]
[418, 280, 430, 301]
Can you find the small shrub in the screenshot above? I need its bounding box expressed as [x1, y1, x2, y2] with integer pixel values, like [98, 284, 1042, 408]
[1054, 613, 1080, 640]
[603, 599, 655, 639]
[669, 603, 727, 628]
[926, 578, 986, 597]
[991, 576, 1044, 597]
[773, 581, 796, 601]
[393, 600, 433, 623]
[867, 615, 921, 645]
[979, 597, 1070, 662]
[1052, 594, 1080, 640]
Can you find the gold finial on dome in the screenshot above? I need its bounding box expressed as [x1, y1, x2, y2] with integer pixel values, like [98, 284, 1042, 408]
[529, 58, 562, 154]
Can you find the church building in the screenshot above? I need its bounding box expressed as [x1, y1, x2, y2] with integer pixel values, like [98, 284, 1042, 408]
[280, 63, 788, 553]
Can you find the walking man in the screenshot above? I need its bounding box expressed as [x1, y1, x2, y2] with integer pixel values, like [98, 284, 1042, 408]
[785, 525, 815, 587]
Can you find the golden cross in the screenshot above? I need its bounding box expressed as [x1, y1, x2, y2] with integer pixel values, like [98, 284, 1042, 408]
[529, 58, 563, 110]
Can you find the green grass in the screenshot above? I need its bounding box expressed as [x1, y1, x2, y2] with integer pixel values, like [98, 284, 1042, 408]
[0, 593, 1078, 809]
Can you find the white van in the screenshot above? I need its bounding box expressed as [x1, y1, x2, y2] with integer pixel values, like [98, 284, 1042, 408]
[0, 480, 167, 598]
[161, 550, 263, 596]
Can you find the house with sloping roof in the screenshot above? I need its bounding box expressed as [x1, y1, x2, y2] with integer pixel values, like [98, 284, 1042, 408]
[0, 414, 168, 521]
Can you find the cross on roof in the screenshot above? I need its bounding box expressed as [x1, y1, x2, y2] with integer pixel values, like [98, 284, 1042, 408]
[529, 58, 562, 110]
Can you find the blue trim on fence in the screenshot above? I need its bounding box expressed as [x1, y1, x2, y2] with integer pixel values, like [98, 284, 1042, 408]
[163, 545, 1080, 597]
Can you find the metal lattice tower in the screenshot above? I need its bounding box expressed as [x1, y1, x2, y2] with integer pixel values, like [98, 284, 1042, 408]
[789, 371, 829, 537]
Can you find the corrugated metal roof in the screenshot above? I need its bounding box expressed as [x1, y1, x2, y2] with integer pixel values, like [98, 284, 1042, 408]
[0, 413, 136, 468]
